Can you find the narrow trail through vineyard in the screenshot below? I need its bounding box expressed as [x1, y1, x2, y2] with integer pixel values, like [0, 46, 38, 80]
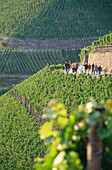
[0, 75, 31, 87]
[0, 36, 98, 50]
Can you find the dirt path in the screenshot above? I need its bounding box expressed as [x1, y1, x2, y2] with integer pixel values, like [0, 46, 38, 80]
[0, 35, 98, 51]
[0, 74, 31, 87]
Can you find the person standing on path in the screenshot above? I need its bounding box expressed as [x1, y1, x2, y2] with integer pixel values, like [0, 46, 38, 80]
[79, 65, 83, 73]
[72, 63, 75, 73]
[94, 64, 98, 75]
[68, 61, 70, 72]
[76, 63, 78, 73]
[92, 63, 95, 75]
[84, 62, 88, 74]
[65, 61, 68, 72]
[88, 64, 91, 74]
[47, 63, 49, 67]
[98, 65, 102, 75]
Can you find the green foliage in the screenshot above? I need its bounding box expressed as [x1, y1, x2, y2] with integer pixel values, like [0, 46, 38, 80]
[79, 32, 112, 62]
[0, 0, 112, 39]
[0, 48, 80, 74]
[49, 64, 64, 71]
[0, 94, 46, 169]
[0, 40, 8, 47]
[34, 99, 112, 169]
[13, 68, 112, 115]
[0, 68, 112, 169]
[34, 100, 83, 169]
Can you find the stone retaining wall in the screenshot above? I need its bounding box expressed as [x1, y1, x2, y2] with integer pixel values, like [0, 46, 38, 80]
[88, 51, 112, 73]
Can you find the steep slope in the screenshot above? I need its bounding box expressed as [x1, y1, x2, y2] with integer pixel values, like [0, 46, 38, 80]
[0, 67, 112, 168]
[11, 67, 112, 114]
[0, 0, 112, 39]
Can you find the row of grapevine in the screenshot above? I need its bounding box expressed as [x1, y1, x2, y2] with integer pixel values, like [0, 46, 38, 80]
[0, 0, 112, 39]
[0, 93, 46, 169]
[0, 48, 80, 74]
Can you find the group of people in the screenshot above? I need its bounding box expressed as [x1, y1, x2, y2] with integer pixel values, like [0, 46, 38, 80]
[65, 61, 78, 73]
[82, 63, 102, 75]
[65, 61, 102, 75]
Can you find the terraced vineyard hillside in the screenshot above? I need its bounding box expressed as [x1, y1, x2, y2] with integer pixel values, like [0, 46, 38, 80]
[0, 48, 80, 74]
[12, 68, 112, 113]
[1, 0, 112, 169]
[0, 67, 112, 169]
[0, 0, 112, 39]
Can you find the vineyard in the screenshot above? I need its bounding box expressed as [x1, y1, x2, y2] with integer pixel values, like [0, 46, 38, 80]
[0, 0, 112, 39]
[0, 94, 46, 169]
[0, 48, 80, 74]
[0, 33, 111, 76]
[12, 68, 112, 114]
[0, 0, 112, 169]
[0, 68, 112, 169]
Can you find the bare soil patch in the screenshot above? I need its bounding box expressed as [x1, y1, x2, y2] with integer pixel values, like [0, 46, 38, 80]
[0, 36, 98, 51]
[0, 74, 31, 87]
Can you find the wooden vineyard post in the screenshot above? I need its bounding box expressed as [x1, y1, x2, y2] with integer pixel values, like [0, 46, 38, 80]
[15, 91, 18, 99]
[18, 95, 22, 104]
[37, 111, 43, 124]
[40, 111, 43, 123]
[24, 96, 28, 107]
[22, 96, 26, 106]
[87, 107, 104, 170]
[34, 111, 40, 124]
[13, 90, 16, 98]
[37, 114, 41, 124]
[25, 98, 29, 113]
[31, 105, 34, 115]
[27, 102, 31, 113]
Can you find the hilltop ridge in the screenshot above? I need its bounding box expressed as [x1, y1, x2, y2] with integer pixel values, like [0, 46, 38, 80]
[0, 0, 112, 39]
